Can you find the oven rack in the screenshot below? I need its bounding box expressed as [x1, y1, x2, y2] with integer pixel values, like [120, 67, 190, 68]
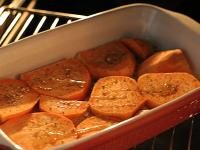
[0, 5, 86, 47]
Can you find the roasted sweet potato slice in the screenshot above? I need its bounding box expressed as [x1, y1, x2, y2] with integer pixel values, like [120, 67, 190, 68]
[39, 95, 89, 119]
[0, 79, 39, 123]
[138, 73, 200, 108]
[137, 49, 193, 76]
[20, 58, 91, 100]
[121, 38, 153, 60]
[89, 76, 146, 120]
[76, 41, 136, 79]
[76, 116, 117, 138]
[0, 112, 77, 150]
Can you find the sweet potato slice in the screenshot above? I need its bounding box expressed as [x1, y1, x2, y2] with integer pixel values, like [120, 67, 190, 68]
[76, 116, 117, 138]
[138, 73, 200, 108]
[76, 41, 136, 79]
[20, 58, 91, 100]
[0, 79, 39, 123]
[0, 112, 77, 150]
[89, 76, 146, 120]
[121, 38, 153, 60]
[39, 95, 89, 119]
[137, 49, 193, 76]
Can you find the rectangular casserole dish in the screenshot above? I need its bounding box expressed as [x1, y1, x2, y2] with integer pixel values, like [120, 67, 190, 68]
[0, 3, 200, 150]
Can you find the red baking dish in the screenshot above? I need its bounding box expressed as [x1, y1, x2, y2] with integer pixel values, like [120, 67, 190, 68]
[0, 3, 200, 150]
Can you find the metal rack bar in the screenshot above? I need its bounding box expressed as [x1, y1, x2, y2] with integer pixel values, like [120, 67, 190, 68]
[0, 7, 4, 14]
[14, 13, 34, 41]
[67, 19, 72, 24]
[33, 15, 46, 35]
[151, 137, 156, 150]
[187, 119, 194, 150]
[4, 6, 87, 19]
[0, 12, 21, 44]
[50, 17, 59, 29]
[169, 128, 176, 150]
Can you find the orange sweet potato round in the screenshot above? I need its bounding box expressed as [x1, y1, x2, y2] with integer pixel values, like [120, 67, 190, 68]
[20, 58, 91, 100]
[39, 95, 89, 119]
[138, 73, 200, 108]
[0, 79, 39, 123]
[89, 76, 146, 120]
[137, 49, 193, 77]
[0, 112, 77, 150]
[121, 38, 153, 60]
[76, 116, 117, 138]
[76, 41, 136, 79]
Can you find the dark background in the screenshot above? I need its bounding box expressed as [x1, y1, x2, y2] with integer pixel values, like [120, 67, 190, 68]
[35, 0, 199, 22]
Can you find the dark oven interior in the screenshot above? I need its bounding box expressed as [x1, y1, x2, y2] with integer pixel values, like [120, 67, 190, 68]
[0, 0, 199, 150]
